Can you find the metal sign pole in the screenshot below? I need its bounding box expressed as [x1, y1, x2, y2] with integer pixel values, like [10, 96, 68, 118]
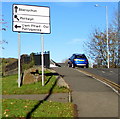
[18, 32, 21, 87]
[41, 34, 44, 86]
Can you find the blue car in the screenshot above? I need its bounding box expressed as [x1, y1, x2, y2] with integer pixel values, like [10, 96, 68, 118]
[68, 54, 89, 68]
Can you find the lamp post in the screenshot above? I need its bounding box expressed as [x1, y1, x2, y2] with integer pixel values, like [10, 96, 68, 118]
[94, 4, 110, 68]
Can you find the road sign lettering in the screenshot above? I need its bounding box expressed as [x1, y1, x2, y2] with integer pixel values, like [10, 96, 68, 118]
[43, 25, 49, 28]
[31, 24, 41, 28]
[20, 16, 34, 21]
[13, 4, 50, 33]
[18, 8, 37, 13]
[22, 24, 30, 27]
[13, 22, 50, 33]
[13, 15, 49, 23]
[13, 4, 50, 16]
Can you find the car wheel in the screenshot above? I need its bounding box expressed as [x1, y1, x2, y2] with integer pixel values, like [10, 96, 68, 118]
[86, 64, 89, 68]
[72, 63, 75, 68]
[68, 63, 71, 67]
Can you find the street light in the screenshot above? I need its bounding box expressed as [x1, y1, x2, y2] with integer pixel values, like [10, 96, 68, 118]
[94, 4, 110, 68]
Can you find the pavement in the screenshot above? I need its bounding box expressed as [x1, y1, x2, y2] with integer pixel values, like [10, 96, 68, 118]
[2, 93, 69, 103]
[52, 67, 119, 118]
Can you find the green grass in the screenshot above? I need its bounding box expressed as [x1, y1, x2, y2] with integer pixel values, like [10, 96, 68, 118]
[2, 99, 75, 118]
[2, 74, 69, 94]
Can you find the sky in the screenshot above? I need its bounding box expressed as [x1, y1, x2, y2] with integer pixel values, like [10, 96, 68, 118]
[1, 1, 118, 63]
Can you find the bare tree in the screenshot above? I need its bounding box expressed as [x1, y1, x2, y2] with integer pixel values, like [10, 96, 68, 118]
[0, 14, 8, 49]
[84, 12, 118, 67]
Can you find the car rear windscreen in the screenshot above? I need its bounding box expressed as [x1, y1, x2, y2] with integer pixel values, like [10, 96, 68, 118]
[75, 55, 86, 58]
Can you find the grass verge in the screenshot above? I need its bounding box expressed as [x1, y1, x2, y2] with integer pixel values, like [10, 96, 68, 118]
[2, 99, 75, 118]
[2, 74, 69, 95]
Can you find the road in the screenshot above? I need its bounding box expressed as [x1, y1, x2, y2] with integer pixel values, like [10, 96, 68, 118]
[52, 66, 119, 118]
[78, 68, 119, 84]
[59, 63, 119, 84]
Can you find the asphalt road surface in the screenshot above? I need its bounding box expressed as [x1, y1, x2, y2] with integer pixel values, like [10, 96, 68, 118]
[53, 66, 119, 118]
[59, 63, 119, 84]
[78, 68, 119, 84]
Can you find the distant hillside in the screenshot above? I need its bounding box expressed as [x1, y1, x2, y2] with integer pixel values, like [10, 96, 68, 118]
[0, 58, 17, 65]
[1, 55, 34, 76]
[1, 51, 50, 76]
[0, 58, 17, 76]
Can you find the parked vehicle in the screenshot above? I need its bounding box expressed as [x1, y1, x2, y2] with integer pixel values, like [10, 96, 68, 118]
[68, 54, 89, 68]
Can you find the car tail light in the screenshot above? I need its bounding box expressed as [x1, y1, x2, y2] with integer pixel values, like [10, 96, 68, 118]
[74, 59, 77, 61]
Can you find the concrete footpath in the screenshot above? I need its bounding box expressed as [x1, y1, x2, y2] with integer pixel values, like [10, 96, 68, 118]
[2, 93, 69, 103]
[53, 67, 119, 118]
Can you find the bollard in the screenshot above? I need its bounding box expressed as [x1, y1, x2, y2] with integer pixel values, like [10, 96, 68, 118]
[68, 91, 72, 102]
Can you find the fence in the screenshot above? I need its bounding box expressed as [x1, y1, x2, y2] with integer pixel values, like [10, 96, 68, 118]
[34, 51, 50, 68]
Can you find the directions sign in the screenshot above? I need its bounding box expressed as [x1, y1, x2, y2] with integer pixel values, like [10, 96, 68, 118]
[12, 4, 50, 34]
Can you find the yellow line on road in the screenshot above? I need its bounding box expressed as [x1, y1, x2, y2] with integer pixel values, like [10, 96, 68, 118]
[76, 68, 120, 92]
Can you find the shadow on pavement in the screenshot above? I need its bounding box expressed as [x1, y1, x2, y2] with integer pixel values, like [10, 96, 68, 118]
[26, 75, 59, 119]
[44, 72, 59, 76]
[44, 72, 59, 85]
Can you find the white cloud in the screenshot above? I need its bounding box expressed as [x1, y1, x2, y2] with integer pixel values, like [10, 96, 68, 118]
[67, 38, 86, 45]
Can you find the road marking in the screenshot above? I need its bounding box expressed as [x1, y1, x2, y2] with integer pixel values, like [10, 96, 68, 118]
[102, 71, 105, 73]
[75, 68, 120, 96]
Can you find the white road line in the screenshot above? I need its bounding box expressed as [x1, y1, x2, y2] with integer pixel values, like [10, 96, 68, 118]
[75, 69, 120, 96]
[102, 71, 105, 73]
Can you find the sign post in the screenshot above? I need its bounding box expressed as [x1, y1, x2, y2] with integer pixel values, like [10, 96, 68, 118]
[41, 34, 44, 86]
[12, 4, 50, 87]
[18, 32, 21, 87]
